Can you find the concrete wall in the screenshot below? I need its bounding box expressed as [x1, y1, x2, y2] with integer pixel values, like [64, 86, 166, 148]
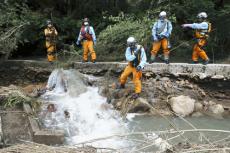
[0, 60, 229, 85]
[73, 62, 230, 81]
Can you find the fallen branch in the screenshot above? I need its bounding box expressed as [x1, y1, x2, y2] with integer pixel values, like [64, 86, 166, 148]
[73, 129, 230, 146]
[181, 147, 230, 153]
[0, 22, 28, 41]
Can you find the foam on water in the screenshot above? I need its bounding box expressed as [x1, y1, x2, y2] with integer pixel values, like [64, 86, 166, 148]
[41, 69, 129, 149]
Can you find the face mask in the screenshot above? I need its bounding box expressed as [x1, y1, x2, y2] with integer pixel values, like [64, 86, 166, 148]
[129, 43, 136, 50]
[84, 22, 89, 26]
[159, 17, 166, 21]
[198, 18, 204, 22]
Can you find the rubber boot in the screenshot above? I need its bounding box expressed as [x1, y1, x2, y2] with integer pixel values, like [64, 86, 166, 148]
[92, 60, 96, 63]
[116, 83, 125, 89]
[165, 59, 169, 64]
[149, 55, 156, 64]
[131, 93, 140, 99]
[203, 59, 209, 65]
[192, 61, 198, 64]
[164, 55, 169, 64]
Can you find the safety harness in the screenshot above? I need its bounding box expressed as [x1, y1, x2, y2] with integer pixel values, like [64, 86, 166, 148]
[45, 27, 57, 43]
[156, 20, 170, 36]
[130, 45, 143, 68]
[195, 22, 212, 39]
[80, 26, 93, 41]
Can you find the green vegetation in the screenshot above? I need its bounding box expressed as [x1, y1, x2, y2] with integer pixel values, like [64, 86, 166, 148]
[0, 0, 229, 63]
[3, 92, 30, 108]
[2, 90, 40, 109]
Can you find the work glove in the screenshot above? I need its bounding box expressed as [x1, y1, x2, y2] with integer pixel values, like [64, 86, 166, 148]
[76, 40, 80, 45]
[154, 38, 159, 42]
[157, 34, 163, 40]
[158, 34, 167, 39]
[162, 33, 169, 38]
[136, 65, 142, 72]
[153, 36, 159, 42]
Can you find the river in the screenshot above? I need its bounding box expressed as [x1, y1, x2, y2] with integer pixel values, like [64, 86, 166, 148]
[39, 69, 230, 152]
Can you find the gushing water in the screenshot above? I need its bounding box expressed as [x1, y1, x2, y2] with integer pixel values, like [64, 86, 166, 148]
[40, 69, 171, 152]
[41, 69, 129, 149]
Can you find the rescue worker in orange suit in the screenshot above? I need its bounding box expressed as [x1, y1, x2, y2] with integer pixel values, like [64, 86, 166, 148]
[182, 12, 211, 65]
[150, 11, 172, 64]
[44, 20, 58, 62]
[118, 37, 147, 99]
[76, 18, 97, 63]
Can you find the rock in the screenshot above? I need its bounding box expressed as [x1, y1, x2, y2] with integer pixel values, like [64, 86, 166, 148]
[184, 84, 193, 89]
[208, 104, 225, 115]
[192, 112, 204, 117]
[169, 95, 195, 116]
[194, 102, 203, 112]
[198, 73, 207, 80]
[129, 98, 151, 113]
[119, 97, 152, 115]
[144, 72, 154, 78]
[179, 80, 185, 86]
[208, 101, 216, 106]
[22, 84, 47, 98]
[198, 89, 206, 97]
[160, 77, 170, 81]
[211, 75, 224, 80]
[112, 99, 123, 109]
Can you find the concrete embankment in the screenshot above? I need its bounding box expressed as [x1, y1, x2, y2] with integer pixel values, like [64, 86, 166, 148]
[0, 60, 229, 85]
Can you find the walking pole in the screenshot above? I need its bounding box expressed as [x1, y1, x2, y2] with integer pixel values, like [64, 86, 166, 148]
[156, 38, 195, 61]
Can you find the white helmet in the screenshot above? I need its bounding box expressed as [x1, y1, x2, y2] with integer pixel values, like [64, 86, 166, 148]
[159, 11, 167, 17]
[197, 12, 208, 19]
[127, 37, 136, 48]
[127, 37, 136, 44]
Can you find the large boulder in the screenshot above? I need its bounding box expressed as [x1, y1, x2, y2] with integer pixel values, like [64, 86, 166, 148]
[194, 102, 203, 112]
[112, 97, 152, 116]
[47, 69, 87, 97]
[22, 83, 47, 98]
[208, 104, 225, 115]
[126, 97, 152, 113]
[169, 95, 195, 116]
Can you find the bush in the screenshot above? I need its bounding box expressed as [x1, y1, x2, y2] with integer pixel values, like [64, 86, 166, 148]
[0, 1, 30, 59]
[96, 19, 153, 61]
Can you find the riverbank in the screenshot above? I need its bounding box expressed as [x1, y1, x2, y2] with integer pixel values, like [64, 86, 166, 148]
[0, 60, 229, 117]
[0, 60, 230, 152]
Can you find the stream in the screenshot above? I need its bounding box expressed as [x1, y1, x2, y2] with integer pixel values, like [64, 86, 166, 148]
[39, 69, 230, 152]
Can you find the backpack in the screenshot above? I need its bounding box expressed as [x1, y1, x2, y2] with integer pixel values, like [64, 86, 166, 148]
[80, 26, 93, 40]
[156, 20, 169, 35]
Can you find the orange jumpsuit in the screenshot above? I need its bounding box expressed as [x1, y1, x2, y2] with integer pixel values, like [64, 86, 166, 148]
[192, 28, 210, 62]
[151, 19, 172, 61]
[44, 27, 58, 62]
[151, 38, 170, 59]
[184, 21, 211, 62]
[120, 45, 147, 94]
[77, 26, 96, 62]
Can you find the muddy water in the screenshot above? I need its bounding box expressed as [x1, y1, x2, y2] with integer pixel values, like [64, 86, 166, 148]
[128, 115, 230, 142]
[39, 69, 230, 152]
